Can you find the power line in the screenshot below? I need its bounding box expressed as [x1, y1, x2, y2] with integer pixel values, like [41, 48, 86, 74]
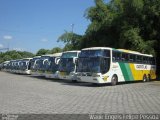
[0, 48, 9, 51]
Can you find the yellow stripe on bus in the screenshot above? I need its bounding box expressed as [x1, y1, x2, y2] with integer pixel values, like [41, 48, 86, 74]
[129, 64, 156, 80]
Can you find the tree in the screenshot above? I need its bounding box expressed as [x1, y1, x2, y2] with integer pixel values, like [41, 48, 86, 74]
[11, 52, 22, 60]
[3, 55, 12, 61]
[58, 31, 83, 50]
[57, 0, 160, 77]
[36, 49, 50, 56]
[49, 47, 62, 54]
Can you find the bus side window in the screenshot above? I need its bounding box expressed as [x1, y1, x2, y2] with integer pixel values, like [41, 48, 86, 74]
[136, 55, 142, 63]
[129, 54, 134, 62]
[143, 57, 147, 64]
[136, 55, 139, 63]
[133, 54, 136, 62]
[112, 51, 116, 62]
[121, 53, 125, 61]
[104, 50, 110, 57]
[151, 57, 156, 65]
[116, 52, 121, 61]
[147, 57, 150, 64]
[101, 58, 110, 74]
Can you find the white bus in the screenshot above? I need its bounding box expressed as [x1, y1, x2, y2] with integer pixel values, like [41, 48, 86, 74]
[0, 61, 10, 72]
[30, 56, 41, 75]
[76, 47, 156, 85]
[19, 58, 32, 74]
[44, 53, 62, 79]
[34, 55, 58, 76]
[58, 51, 80, 81]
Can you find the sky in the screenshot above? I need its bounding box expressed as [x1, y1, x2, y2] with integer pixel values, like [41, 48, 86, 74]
[0, 0, 95, 53]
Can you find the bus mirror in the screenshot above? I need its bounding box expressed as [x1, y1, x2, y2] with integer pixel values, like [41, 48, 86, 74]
[43, 59, 48, 64]
[55, 58, 60, 64]
[73, 57, 78, 65]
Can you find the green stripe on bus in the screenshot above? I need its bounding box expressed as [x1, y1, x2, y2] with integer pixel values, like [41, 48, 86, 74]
[124, 63, 134, 80]
[119, 63, 134, 81]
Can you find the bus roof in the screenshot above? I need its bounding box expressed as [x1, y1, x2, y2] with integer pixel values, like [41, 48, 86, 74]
[82, 47, 112, 51]
[41, 53, 62, 57]
[52, 52, 62, 57]
[117, 49, 153, 57]
[33, 56, 41, 58]
[81, 47, 153, 57]
[22, 58, 32, 61]
[63, 50, 81, 53]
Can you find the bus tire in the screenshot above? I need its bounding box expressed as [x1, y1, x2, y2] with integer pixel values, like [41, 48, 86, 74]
[143, 74, 147, 82]
[72, 80, 77, 83]
[147, 74, 151, 82]
[111, 75, 118, 86]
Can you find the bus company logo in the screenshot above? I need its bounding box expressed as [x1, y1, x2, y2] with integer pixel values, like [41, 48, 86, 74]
[135, 64, 148, 70]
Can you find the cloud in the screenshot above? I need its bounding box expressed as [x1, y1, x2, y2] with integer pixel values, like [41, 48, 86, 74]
[3, 35, 13, 40]
[0, 44, 3, 48]
[13, 48, 24, 51]
[41, 38, 48, 42]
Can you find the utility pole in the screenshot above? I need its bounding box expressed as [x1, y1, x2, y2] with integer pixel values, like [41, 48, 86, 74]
[71, 24, 74, 33]
[71, 24, 74, 44]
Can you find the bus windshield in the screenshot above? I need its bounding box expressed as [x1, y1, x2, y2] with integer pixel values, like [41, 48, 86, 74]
[20, 61, 29, 70]
[77, 57, 101, 73]
[77, 57, 110, 74]
[30, 58, 39, 70]
[37, 56, 50, 70]
[59, 58, 75, 73]
[61, 52, 78, 58]
[46, 57, 59, 72]
[79, 50, 110, 58]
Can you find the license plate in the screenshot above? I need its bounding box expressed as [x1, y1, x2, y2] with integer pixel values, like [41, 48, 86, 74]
[60, 72, 66, 76]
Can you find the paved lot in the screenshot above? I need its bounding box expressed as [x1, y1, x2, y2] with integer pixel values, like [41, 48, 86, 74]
[0, 71, 160, 114]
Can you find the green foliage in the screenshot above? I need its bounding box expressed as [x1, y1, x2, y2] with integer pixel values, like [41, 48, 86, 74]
[36, 47, 63, 56]
[58, 0, 160, 76]
[0, 50, 35, 63]
[11, 52, 22, 60]
[58, 31, 82, 50]
[120, 27, 156, 55]
[48, 47, 62, 54]
[2, 55, 12, 61]
[36, 49, 50, 56]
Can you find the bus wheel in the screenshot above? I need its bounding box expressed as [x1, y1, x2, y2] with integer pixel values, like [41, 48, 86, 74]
[72, 80, 77, 83]
[111, 75, 118, 86]
[143, 74, 147, 82]
[147, 74, 151, 82]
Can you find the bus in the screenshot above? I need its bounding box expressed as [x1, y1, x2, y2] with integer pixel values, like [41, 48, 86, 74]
[58, 51, 81, 81]
[44, 53, 62, 79]
[19, 58, 32, 74]
[34, 55, 57, 76]
[76, 47, 156, 85]
[9, 60, 17, 73]
[30, 56, 41, 75]
[0, 61, 10, 71]
[14, 59, 22, 73]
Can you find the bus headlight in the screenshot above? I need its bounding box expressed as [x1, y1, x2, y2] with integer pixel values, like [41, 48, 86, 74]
[103, 76, 109, 81]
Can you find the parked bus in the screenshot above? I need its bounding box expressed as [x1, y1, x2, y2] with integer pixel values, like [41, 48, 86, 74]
[19, 58, 32, 74]
[58, 51, 80, 81]
[30, 56, 41, 75]
[44, 53, 62, 79]
[76, 47, 156, 85]
[14, 59, 22, 73]
[0, 61, 10, 71]
[9, 60, 17, 73]
[33, 55, 56, 76]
